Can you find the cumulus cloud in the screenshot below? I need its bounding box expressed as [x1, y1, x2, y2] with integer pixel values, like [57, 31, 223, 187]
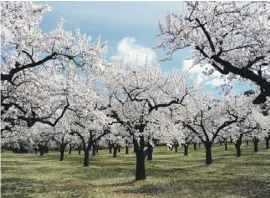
[111, 37, 157, 66]
[183, 59, 225, 87]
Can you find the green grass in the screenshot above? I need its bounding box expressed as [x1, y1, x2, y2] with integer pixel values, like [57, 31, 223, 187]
[1, 143, 270, 198]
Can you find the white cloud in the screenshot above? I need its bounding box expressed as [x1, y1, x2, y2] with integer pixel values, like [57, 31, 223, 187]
[205, 79, 225, 86]
[183, 59, 224, 86]
[111, 37, 157, 66]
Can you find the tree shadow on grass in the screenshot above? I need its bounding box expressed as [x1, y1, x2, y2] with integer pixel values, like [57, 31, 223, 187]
[1, 177, 39, 198]
[114, 177, 270, 198]
[115, 183, 167, 196]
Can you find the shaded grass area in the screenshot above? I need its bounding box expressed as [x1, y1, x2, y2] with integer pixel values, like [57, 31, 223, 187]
[1, 143, 270, 198]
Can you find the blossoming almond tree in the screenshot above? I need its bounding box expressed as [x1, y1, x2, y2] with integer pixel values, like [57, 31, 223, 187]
[177, 92, 251, 165]
[102, 62, 194, 180]
[1, 2, 107, 132]
[67, 77, 112, 167]
[157, 1, 270, 104]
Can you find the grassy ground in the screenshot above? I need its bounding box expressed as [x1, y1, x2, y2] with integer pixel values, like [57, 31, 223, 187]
[1, 143, 270, 198]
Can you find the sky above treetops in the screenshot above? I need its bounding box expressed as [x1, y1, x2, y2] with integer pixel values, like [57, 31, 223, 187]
[39, 1, 252, 96]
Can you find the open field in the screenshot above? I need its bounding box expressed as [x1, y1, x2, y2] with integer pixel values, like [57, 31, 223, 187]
[1, 143, 270, 198]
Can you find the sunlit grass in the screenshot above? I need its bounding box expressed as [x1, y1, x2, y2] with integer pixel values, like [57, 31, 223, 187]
[1, 143, 270, 198]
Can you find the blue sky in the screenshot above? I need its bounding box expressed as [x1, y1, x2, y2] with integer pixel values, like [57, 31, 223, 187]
[39, 1, 251, 95]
